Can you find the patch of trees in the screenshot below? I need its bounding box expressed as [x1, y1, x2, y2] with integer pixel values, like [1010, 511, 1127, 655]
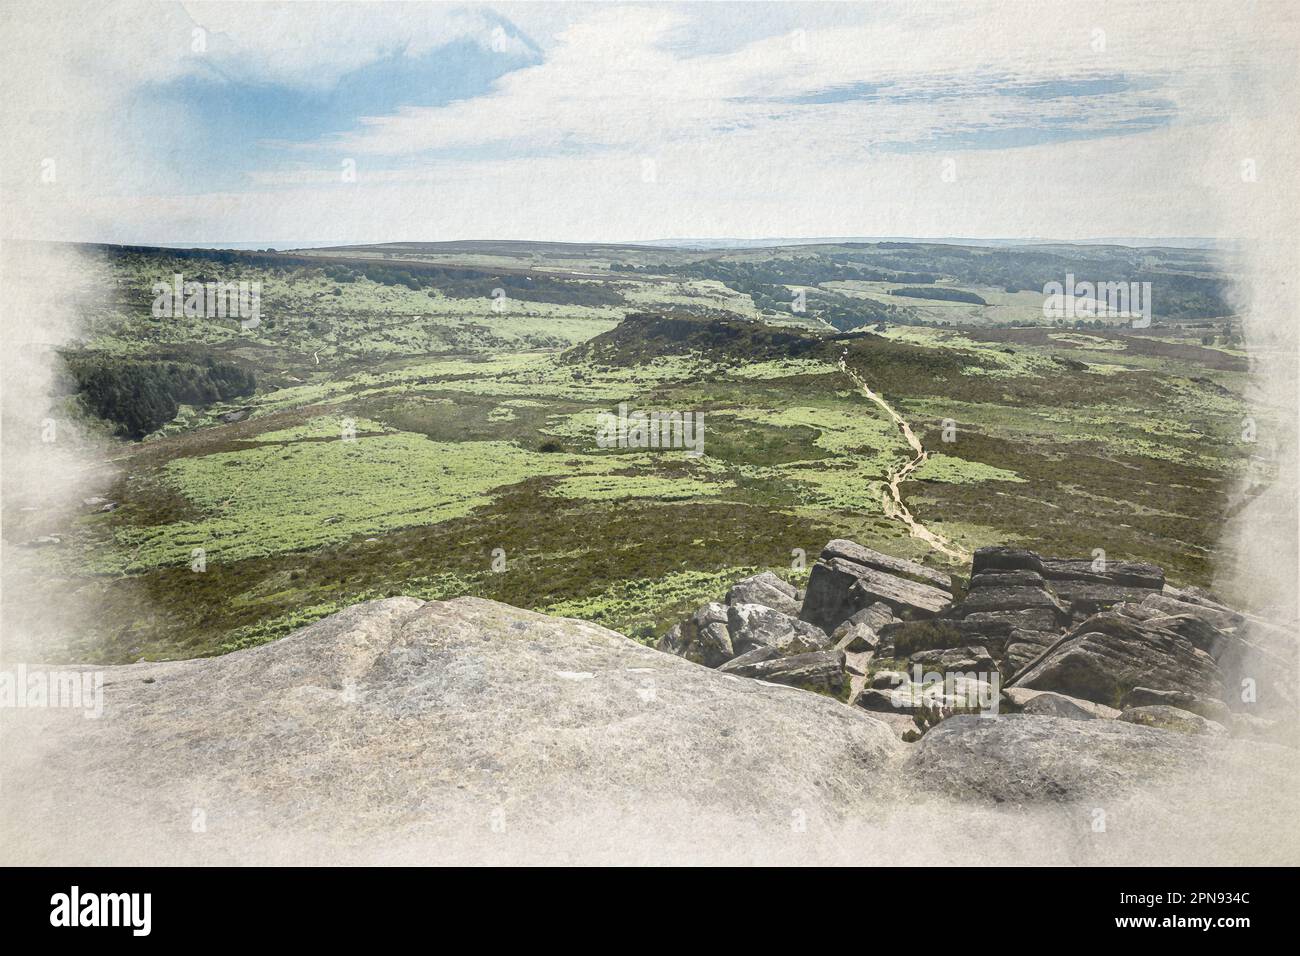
[810, 243, 1233, 321]
[64, 354, 256, 439]
[803, 294, 902, 332]
[619, 257, 937, 302]
[890, 287, 987, 305]
[299, 258, 626, 306]
[90, 244, 624, 308]
[563, 312, 829, 367]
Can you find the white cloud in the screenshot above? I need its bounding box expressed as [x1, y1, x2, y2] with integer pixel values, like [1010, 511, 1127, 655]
[2, 0, 1297, 243]
[315, 1, 1255, 160]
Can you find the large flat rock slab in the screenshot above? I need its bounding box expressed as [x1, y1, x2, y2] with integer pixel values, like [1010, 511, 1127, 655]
[819, 539, 953, 590]
[1, 597, 901, 863]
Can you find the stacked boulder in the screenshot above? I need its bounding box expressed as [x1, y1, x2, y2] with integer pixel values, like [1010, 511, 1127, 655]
[872, 544, 1293, 740]
[656, 539, 1296, 744]
[799, 539, 952, 629]
[657, 541, 954, 700]
[1006, 583, 1296, 739]
[657, 571, 846, 697]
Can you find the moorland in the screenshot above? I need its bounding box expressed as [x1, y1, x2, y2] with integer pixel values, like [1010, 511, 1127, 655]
[4, 238, 1269, 663]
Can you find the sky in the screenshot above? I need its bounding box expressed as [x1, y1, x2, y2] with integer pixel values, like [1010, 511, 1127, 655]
[1, 0, 1296, 244]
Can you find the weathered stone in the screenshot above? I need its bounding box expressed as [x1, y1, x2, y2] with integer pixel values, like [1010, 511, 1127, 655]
[725, 572, 800, 616]
[657, 603, 734, 666]
[834, 623, 878, 653]
[1140, 614, 1226, 656]
[856, 687, 915, 713]
[831, 602, 896, 641]
[848, 569, 951, 619]
[800, 543, 951, 632]
[656, 622, 686, 656]
[952, 586, 1068, 621]
[908, 645, 997, 676]
[864, 710, 922, 741]
[727, 603, 829, 657]
[1012, 612, 1223, 708]
[957, 608, 1063, 639]
[1039, 558, 1165, 590]
[856, 676, 994, 714]
[1002, 629, 1061, 677]
[1113, 601, 1163, 622]
[878, 619, 964, 657]
[1120, 705, 1229, 737]
[1, 597, 904, 861]
[906, 714, 1221, 802]
[691, 602, 735, 666]
[870, 670, 909, 690]
[1140, 593, 1243, 631]
[968, 570, 1047, 590]
[717, 644, 781, 673]
[971, 547, 1045, 576]
[1051, 581, 1162, 615]
[819, 538, 952, 589]
[1020, 691, 1120, 720]
[858, 602, 898, 630]
[696, 602, 728, 625]
[1121, 687, 1232, 724]
[1162, 584, 1238, 615]
[1002, 686, 1120, 719]
[721, 649, 847, 698]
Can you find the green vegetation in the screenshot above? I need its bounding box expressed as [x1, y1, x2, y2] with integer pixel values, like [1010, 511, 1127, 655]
[63, 353, 256, 438]
[3, 238, 1258, 664]
[891, 286, 988, 305]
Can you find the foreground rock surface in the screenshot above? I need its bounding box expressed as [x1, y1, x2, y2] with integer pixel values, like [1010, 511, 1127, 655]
[906, 714, 1224, 802]
[1, 597, 901, 863]
[4, 592, 1299, 865]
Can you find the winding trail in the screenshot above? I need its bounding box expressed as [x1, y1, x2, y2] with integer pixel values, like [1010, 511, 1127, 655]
[838, 354, 971, 563]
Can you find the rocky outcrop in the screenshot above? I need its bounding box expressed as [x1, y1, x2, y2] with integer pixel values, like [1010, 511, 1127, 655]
[657, 602, 733, 666]
[800, 540, 952, 630]
[727, 603, 830, 656]
[856, 674, 994, 715]
[655, 570, 846, 694]
[1121, 686, 1232, 723]
[5, 556, 1297, 864]
[1039, 558, 1165, 590]
[725, 571, 801, 617]
[656, 555, 925, 697]
[653, 540, 1294, 747]
[1010, 611, 1223, 708]
[906, 714, 1223, 802]
[908, 645, 996, 675]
